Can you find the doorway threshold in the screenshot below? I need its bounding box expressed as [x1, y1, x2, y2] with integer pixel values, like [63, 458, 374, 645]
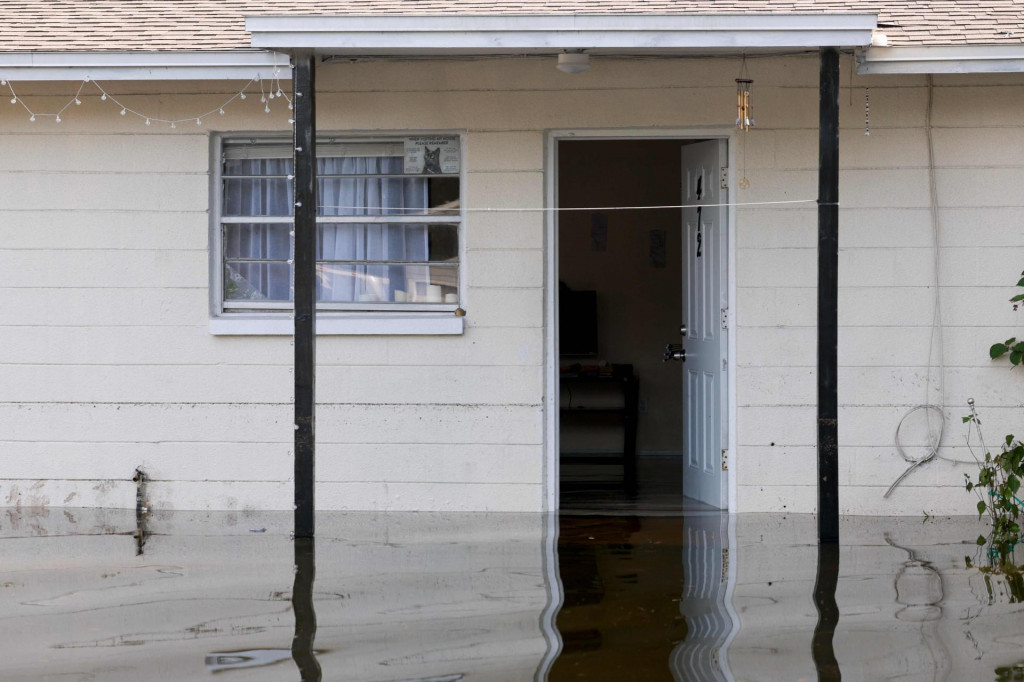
[560, 492, 718, 516]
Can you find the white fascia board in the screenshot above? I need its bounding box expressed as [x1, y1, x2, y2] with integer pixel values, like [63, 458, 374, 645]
[247, 14, 877, 53]
[0, 51, 289, 81]
[858, 45, 1024, 74]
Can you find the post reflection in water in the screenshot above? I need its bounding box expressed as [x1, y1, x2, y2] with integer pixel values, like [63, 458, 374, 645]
[812, 542, 841, 682]
[292, 537, 322, 682]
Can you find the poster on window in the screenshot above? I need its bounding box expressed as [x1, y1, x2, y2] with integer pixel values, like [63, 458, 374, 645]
[404, 136, 460, 175]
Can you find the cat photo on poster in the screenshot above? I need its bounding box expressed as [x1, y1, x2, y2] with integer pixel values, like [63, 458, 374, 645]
[404, 136, 461, 174]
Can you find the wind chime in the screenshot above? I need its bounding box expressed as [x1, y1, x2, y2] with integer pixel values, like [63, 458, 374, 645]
[735, 58, 754, 189]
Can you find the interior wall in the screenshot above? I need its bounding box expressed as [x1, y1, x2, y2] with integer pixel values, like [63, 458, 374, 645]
[558, 140, 683, 455]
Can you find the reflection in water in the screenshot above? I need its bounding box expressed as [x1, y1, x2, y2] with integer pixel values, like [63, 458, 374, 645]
[4, 511, 1024, 681]
[886, 533, 951, 680]
[812, 543, 841, 682]
[549, 515, 734, 681]
[292, 537, 322, 681]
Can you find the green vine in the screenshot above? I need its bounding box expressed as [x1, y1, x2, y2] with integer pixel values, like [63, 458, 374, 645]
[988, 270, 1024, 366]
[965, 269, 1024, 568]
[963, 413, 1023, 566]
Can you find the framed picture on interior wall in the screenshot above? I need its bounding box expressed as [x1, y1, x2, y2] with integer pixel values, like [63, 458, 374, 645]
[591, 213, 608, 251]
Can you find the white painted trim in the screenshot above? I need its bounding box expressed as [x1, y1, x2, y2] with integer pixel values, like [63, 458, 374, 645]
[858, 45, 1024, 74]
[210, 315, 464, 336]
[0, 51, 289, 81]
[544, 127, 738, 514]
[726, 137, 738, 515]
[248, 14, 876, 53]
[544, 131, 560, 515]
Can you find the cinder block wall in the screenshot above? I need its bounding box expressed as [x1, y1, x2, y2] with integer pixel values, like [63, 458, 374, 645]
[734, 65, 1024, 514]
[1, 55, 1021, 513]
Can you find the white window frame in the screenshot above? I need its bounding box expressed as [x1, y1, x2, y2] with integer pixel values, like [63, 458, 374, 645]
[209, 131, 466, 335]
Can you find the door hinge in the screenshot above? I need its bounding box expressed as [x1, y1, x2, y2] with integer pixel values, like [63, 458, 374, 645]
[720, 167, 729, 190]
[720, 307, 729, 330]
[721, 449, 729, 471]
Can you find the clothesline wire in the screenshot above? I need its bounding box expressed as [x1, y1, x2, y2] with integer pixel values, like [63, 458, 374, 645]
[313, 199, 820, 212]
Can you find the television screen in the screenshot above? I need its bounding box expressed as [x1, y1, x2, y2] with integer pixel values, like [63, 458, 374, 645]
[559, 285, 598, 356]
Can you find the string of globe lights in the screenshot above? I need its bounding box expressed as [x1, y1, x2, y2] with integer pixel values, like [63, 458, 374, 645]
[1, 66, 293, 127]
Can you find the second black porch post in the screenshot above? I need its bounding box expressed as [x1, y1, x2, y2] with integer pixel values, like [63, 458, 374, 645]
[293, 53, 317, 539]
[817, 47, 840, 544]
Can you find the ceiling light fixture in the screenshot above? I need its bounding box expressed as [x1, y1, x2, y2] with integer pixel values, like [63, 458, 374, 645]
[557, 52, 590, 74]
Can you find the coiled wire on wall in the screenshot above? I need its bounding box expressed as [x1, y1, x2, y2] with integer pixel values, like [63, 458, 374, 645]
[885, 75, 975, 498]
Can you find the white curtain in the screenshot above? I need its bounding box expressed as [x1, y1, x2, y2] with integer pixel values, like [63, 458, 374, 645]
[318, 156, 427, 303]
[223, 155, 428, 303]
[223, 158, 293, 301]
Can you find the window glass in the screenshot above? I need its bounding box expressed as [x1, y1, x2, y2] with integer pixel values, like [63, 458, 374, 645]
[220, 136, 461, 311]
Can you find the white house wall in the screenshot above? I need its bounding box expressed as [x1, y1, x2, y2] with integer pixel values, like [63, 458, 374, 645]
[1, 55, 1021, 514]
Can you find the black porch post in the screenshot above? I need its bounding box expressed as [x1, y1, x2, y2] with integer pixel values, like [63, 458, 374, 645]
[293, 53, 317, 539]
[817, 47, 840, 544]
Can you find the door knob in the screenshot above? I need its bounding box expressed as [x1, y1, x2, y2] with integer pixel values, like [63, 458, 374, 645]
[664, 343, 686, 362]
[679, 324, 687, 336]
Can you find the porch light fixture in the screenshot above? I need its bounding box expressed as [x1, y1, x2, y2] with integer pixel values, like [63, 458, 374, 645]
[557, 52, 590, 74]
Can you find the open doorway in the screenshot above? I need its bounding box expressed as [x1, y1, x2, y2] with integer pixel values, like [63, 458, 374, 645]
[555, 137, 729, 513]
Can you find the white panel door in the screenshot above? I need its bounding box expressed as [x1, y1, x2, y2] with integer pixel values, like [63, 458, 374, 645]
[681, 140, 728, 509]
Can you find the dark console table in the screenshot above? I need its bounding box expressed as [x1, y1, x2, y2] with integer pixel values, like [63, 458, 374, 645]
[559, 364, 639, 491]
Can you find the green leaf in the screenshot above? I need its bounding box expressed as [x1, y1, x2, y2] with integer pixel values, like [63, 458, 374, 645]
[1016, 277, 1024, 287]
[977, 534, 988, 545]
[1009, 475, 1021, 495]
[1006, 337, 1018, 346]
[1011, 351, 1023, 365]
[966, 482, 974, 492]
[1008, 435, 1015, 446]
[963, 415, 973, 423]
[991, 343, 1009, 359]
[1011, 293, 1024, 302]
[978, 500, 988, 515]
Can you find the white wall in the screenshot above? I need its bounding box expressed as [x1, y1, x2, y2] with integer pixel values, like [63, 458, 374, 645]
[1, 55, 1021, 513]
[734, 64, 1024, 515]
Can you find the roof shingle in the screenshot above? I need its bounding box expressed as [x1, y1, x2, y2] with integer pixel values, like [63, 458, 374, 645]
[1, 0, 1022, 52]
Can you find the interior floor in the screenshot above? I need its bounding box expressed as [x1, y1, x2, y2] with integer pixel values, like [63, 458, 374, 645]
[560, 456, 713, 515]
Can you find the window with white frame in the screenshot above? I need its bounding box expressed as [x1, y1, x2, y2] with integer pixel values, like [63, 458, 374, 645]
[216, 135, 462, 314]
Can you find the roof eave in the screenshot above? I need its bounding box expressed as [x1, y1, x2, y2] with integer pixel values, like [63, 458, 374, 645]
[858, 45, 1024, 74]
[0, 51, 289, 82]
[246, 13, 878, 54]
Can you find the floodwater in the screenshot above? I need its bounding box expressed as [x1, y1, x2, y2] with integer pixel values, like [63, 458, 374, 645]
[1, 509, 1023, 681]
